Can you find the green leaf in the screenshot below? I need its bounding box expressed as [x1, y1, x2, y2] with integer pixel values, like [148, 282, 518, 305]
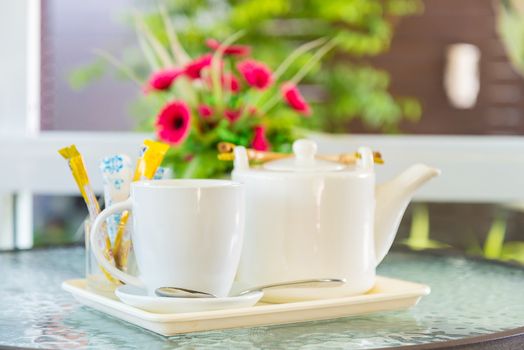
[210, 30, 245, 111]
[500, 241, 524, 264]
[94, 49, 144, 87]
[272, 37, 328, 82]
[68, 60, 106, 90]
[135, 25, 161, 71]
[483, 216, 507, 259]
[497, 1, 524, 77]
[133, 10, 174, 68]
[399, 97, 422, 121]
[400, 204, 449, 251]
[158, 3, 191, 65]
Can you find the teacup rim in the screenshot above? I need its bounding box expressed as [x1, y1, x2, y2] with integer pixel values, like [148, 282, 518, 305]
[133, 179, 243, 189]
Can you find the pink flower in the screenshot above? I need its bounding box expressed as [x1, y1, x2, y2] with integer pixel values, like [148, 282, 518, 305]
[206, 38, 251, 56]
[224, 109, 241, 123]
[281, 82, 311, 116]
[248, 106, 258, 117]
[222, 73, 240, 93]
[198, 104, 213, 119]
[237, 59, 273, 90]
[155, 101, 191, 145]
[251, 125, 270, 151]
[145, 68, 184, 92]
[184, 54, 213, 79]
[205, 73, 240, 93]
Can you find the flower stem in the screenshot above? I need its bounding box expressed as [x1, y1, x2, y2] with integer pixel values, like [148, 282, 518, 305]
[272, 37, 327, 82]
[259, 39, 336, 115]
[135, 26, 160, 71]
[290, 39, 336, 85]
[133, 9, 174, 68]
[94, 49, 143, 88]
[211, 30, 245, 112]
[158, 3, 191, 65]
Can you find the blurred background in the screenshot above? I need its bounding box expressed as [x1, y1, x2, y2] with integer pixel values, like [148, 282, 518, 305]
[1, 0, 524, 263]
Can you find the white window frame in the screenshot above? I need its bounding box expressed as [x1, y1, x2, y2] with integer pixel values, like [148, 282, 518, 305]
[1, 0, 523, 249]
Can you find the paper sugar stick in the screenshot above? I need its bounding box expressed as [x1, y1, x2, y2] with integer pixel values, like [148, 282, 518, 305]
[58, 145, 101, 220]
[114, 140, 169, 271]
[59, 145, 118, 283]
[100, 154, 133, 244]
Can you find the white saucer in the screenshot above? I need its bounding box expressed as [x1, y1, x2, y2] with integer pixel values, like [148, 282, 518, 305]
[115, 285, 263, 314]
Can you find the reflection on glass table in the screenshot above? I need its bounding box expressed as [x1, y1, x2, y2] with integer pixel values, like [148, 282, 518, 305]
[2, 247, 524, 349]
[33, 197, 524, 266]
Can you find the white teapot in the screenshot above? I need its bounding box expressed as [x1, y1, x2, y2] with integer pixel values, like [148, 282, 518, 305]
[232, 139, 440, 302]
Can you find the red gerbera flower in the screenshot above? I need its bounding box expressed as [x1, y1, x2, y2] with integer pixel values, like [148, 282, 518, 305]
[222, 73, 240, 93]
[281, 82, 311, 116]
[237, 59, 273, 90]
[144, 68, 184, 92]
[248, 106, 258, 117]
[206, 38, 251, 56]
[204, 73, 240, 93]
[197, 104, 213, 119]
[184, 54, 213, 79]
[251, 125, 270, 151]
[155, 101, 191, 145]
[224, 109, 242, 123]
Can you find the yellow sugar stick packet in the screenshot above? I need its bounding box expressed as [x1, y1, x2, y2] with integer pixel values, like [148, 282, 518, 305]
[133, 139, 170, 181]
[59, 144, 118, 284]
[58, 145, 101, 219]
[113, 139, 169, 270]
[113, 210, 130, 270]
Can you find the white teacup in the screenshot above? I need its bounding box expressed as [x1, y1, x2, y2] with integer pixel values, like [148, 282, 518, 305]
[90, 179, 245, 297]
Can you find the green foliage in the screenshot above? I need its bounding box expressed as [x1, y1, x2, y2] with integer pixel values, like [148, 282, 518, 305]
[499, 242, 524, 264]
[400, 205, 524, 266]
[482, 214, 524, 264]
[219, 0, 425, 131]
[498, 0, 524, 77]
[483, 216, 507, 259]
[400, 204, 449, 250]
[68, 59, 106, 90]
[71, 0, 423, 133]
[69, 0, 424, 177]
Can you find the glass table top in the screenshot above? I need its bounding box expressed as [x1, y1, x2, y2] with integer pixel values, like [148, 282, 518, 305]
[1, 247, 524, 349]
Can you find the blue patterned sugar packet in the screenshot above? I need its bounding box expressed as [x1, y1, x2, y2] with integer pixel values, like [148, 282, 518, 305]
[153, 167, 172, 180]
[100, 155, 125, 176]
[138, 145, 147, 157]
[112, 178, 124, 190]
[106, 213, 121, 243]
[100, 154, 133, 242]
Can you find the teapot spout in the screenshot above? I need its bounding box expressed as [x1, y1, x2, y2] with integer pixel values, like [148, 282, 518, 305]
[374, 164, 440, 265]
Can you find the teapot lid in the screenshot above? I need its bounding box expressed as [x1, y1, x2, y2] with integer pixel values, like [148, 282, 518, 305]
[263, 139, 345, 172]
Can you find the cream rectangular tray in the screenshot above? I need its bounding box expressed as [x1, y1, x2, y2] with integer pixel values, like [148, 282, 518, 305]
[62, 276, 430, 336]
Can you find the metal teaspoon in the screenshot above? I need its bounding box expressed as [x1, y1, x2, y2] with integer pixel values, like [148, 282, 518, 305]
[155, 278, 346, 298]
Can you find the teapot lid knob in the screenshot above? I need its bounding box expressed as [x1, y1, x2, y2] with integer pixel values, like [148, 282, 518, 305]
[233, 146, 250, 171]
[263, 139, 344, 172]
[357, 146, 374, 171]
[293, 139, 317, 162]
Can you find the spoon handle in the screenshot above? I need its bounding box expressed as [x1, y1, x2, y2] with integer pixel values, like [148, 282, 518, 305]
[238, 278, 346, 296]
[155, 278, 346, 298]
[155, 287, 216, 298]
